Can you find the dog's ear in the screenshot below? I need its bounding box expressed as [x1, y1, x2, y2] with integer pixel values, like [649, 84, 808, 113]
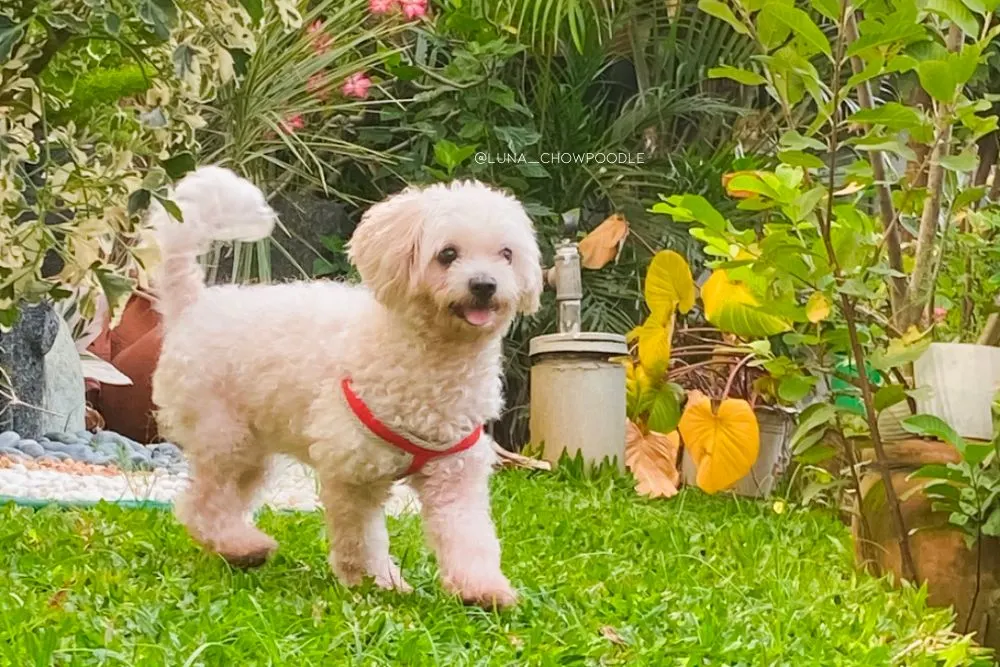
[514, 218, 544, 315]
[348, 189, 424, 307]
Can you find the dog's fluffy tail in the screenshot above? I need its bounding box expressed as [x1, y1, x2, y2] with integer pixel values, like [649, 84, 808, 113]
[151, 166, 276, 324]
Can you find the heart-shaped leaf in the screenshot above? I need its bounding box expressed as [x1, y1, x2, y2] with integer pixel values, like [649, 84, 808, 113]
[679, 392, 760, 494]
[625, 420, 681, 498]
[636, 308, 674, 377]
[700, 270, 791, 338]
[645, 250, 695, 314]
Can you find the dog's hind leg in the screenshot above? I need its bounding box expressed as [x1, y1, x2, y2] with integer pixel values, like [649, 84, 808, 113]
[173, 413, 277, 568]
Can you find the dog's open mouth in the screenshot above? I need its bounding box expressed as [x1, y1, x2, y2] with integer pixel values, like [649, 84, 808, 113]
[450, 303, 498, 327]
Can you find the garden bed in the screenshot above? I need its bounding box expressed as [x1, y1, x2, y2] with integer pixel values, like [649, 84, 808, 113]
[0, 472, 988, 665]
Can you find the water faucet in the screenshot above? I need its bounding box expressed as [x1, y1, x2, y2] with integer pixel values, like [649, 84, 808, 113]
[545, 210, 582, 334]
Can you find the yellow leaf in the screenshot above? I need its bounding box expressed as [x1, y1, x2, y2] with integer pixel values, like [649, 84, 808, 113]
[700, 270, 791, 338]
[579, 214, 629, 269]
[805, 292, 831, 323]
[833, 181, 864, 196]
[645, 250, 695, 314]
[678, 393, 760, 494]
[625, 419, 681, 498]
[636, 309, 673, 376]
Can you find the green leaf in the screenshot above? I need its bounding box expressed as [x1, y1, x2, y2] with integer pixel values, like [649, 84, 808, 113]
[172, 44, 195, 79]
[983, 507, 1000, 537]
[869, 333, 931, 371]
[779, 130, 826, 151]
[847, 103, 924, 130]
[0, 16, 24, 62]
[874, 384, 908, 412]
[809, 0, 840, 20]
[791, 403, 836, 451]
[759, 3, 832, 57]
[924, 0, 979, 36]
[103, 12, 122, 36]
[708, 66, 766, 86]
[161, 152, 196, 180]
[796, 443, 838, 464]
[127, 189, 151, 216]
[433, 140, 477, 173]
[95, 269, 136, 316]
[778, 150, 825, 169]
[910, 463, 967, 482]
[964, 443, 993, 466]
[901, 414, 967, 452]
[917, 60, 958, 103]
[939, 150, 978, 173]
[651, 195, 727, 232]
[647, 386, 682, 434]
[778, 375, 816, 403]
[698, 0, 751, 35]
[153, 194, 184, 222]
[953, 186, 987, 211]
[494, 126, 541, 153]
[138, 0, 178, 40]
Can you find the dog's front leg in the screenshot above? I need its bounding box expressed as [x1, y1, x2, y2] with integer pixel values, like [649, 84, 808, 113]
[320, 480, 411, 592]
[413, 451, 517, 609]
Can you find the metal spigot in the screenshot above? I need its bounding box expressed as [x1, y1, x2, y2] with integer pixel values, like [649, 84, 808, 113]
[545, 210, 582, 334]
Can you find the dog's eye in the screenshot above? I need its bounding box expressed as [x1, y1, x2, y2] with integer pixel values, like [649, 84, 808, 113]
[437, 246, 459, 265]
[500, 248, 513, 263]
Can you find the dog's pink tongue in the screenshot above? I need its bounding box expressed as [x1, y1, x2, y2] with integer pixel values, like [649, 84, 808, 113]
[464, 308, 493, 326]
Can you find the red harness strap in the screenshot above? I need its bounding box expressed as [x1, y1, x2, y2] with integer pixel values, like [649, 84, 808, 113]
[341, 377, 483, 476]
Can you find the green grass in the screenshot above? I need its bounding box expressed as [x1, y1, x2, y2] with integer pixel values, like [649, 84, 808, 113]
[0, 472, 991, 666]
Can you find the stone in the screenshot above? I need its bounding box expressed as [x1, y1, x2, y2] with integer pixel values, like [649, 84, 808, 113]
[0, 303, 59, 439]
[40, 316, 86, 435]
[0, 431, 18, 448]
[45, 432, 78, 444]
[16, 440, 44, 457]
[0, 446, 23, 459]
[75, 430, 93, 442]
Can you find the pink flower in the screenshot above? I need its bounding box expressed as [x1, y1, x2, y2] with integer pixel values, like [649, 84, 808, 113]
[307, 73, 330, 101]
[279, 114, 306, 134]
[369, 0, 398, 13]
[307, 19, 332, 54]
[400, 0, 427, 19]
[934, 306, 948, 322]
[342, 72, 372, 99]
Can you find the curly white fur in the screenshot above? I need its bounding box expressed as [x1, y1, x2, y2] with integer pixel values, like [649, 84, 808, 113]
[151, 167, 542, 608]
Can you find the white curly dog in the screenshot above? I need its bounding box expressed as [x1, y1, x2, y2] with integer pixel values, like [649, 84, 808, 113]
[149, 167, 542, 609]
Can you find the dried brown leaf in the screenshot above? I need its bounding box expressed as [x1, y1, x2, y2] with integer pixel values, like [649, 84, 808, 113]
[601, 626, 627, 645]
[579, 214, 629, 270]
[625, 419, 680, 498]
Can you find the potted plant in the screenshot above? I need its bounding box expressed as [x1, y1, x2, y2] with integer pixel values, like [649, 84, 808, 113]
[647, 0, 1000, 647]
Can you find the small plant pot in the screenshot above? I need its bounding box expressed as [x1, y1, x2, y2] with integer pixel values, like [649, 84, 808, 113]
[854, 439, 1000, 650]
[681, 406, 793, 497]
[914, 342, 1000, 441]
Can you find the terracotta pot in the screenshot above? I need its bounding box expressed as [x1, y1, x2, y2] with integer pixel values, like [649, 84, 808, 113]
[854, 439, 1000, 649]
[87, 294, 163, 443]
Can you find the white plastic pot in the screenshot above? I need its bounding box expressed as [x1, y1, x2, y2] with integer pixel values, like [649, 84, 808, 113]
[913, 342, 1000, 441]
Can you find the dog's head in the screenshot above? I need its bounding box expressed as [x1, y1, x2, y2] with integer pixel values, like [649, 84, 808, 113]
[348, 181, 542, 338]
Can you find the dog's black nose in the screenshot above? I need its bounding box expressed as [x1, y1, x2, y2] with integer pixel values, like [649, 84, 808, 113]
[469, 276, 497, 300]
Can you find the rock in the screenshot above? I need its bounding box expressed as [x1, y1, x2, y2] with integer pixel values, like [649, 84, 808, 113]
[40, 316, 86, 435]
[0, 446, 23, 459]
[0, 303, 59, 439]
[17, 439, 44, 457]
[75, 430, 93, 443]
[0, 431, 19, 448]
[45, 432, 78, 444]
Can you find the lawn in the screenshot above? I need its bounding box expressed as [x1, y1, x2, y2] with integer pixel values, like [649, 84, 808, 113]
[0, 471, 990, 666]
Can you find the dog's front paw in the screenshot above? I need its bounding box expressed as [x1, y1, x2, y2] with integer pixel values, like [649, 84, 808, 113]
[443, 572, 519, 610]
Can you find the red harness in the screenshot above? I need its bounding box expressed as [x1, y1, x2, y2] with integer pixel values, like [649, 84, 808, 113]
[341, 377, 483, 476]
